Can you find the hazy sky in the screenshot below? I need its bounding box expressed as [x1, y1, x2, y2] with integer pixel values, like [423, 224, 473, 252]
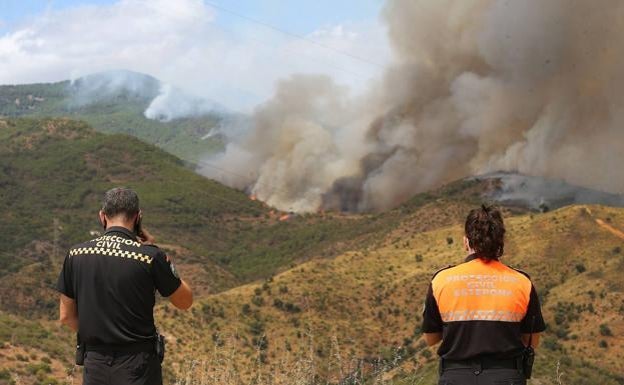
[0, 0, 391, 111]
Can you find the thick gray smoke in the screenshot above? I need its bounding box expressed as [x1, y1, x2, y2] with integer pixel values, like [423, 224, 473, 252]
[200, 0, 624, 212]
[477, 172, 624, 211]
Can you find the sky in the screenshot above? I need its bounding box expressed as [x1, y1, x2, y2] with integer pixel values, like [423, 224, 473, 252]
[0, 0, 391, 111]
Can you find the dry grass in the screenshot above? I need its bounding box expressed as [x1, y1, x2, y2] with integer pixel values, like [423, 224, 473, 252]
[159, 205, 624, 384]
[170, 332, 431, 385]
[2, 205, 623, 385]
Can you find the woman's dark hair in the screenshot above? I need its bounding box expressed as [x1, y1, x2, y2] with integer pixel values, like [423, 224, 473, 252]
[465, 204, 505, 260]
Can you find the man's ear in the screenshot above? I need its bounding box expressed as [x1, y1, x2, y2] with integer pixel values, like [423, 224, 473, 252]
[99, 210, 107, 229]
[463, 236, 470, 252]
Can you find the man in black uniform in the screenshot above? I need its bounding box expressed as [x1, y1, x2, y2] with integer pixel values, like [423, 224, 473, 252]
[57, 187, 193, 385]
[422, 205, 545, 384]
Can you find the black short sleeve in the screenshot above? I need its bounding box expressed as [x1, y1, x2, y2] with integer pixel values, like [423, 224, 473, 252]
[56, 253, 74, 298]
[151, 251, 182, 297]
[422, 283, 444, 333]
[520, 284, 546, 333]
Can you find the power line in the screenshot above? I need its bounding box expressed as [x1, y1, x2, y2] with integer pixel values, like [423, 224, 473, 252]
[205, 1, 386, 70]
[206, 21, 373, 81]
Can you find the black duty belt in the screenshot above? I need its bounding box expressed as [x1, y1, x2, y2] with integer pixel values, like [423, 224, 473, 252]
[85, 340, 154, 354]
[441, 356, 521, 372]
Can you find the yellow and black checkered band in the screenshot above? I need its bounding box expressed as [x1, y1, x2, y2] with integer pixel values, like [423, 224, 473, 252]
[69, 247, 153, 264]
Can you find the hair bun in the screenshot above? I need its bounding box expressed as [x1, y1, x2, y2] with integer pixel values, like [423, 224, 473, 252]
[465, 205, 505, 260]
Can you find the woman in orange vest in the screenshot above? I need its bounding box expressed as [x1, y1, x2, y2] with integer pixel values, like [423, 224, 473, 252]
[422, 205, 545, 385]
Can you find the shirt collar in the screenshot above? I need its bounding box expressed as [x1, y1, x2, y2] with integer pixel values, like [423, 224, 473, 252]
[104, 226, 138, 241]
[465, 253, 500, 263]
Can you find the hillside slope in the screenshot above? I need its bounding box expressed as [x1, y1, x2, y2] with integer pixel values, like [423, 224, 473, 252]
[2, 117, 536, 291]
[0, 118, 417, 302]
[1, 117, 462, 321]
[0, 116, 404, 384]
[157, 204, 624, 385]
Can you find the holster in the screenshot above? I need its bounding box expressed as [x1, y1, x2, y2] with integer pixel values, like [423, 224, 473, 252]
[155, 333, 166, 363]
[522, 346, 535, 379]
[75, 335, 85, 366]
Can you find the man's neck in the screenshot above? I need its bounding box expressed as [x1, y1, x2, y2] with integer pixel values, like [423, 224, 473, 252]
[105, 221, 134, 232]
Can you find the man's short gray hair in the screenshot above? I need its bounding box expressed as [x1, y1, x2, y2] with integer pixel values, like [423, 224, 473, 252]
[102, 187, 140, 219]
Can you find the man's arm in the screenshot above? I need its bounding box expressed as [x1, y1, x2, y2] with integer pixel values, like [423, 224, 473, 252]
[422, 282, 444, 347]
[168, 279, 193, 310]
[59, 294, 78, 332]
[521, 333, 541, 348]
[423, 332, 443, 346]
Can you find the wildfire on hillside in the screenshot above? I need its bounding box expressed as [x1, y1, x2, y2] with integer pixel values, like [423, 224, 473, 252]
[279, 213, 294, 222]
[200, 0, 624, 214]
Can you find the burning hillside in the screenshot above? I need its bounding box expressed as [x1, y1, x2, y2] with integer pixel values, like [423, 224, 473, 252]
[476, 172, 624, 211]
[200, 0, 624, 213]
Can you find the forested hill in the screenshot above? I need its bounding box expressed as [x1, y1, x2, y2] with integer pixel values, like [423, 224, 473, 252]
[0, 71, 235, 164]
[0, 117, 406, 287]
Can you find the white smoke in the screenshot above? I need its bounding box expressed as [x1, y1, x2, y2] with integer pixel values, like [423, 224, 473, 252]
[200, 0, 624, 212]
[68, 70, 160, 107]
[66, 70, 223, 122]
[144, 84, 222, 122]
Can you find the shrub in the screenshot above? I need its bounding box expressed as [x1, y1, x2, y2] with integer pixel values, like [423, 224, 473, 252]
[599, 324, 612, 336]
[251, 296, 264, 307]
[0, 369, 11, 380]
[249, 320, 264, 336]
[284, 302, 301, 313]
[555, 327, 569, 339]
[543, 336, 562, 351]
[252, 336, 268, 351]
[273, 299, 284, 310]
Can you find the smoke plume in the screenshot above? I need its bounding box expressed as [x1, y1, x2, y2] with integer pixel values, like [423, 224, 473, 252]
[200, 0, 624, 212]
[144, 84, 223, 122]
[68, 70, 160, 107]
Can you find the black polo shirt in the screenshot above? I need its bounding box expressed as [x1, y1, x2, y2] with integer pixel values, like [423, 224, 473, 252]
[56, 226, 181, 346]
[422, 254, 546, 360]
